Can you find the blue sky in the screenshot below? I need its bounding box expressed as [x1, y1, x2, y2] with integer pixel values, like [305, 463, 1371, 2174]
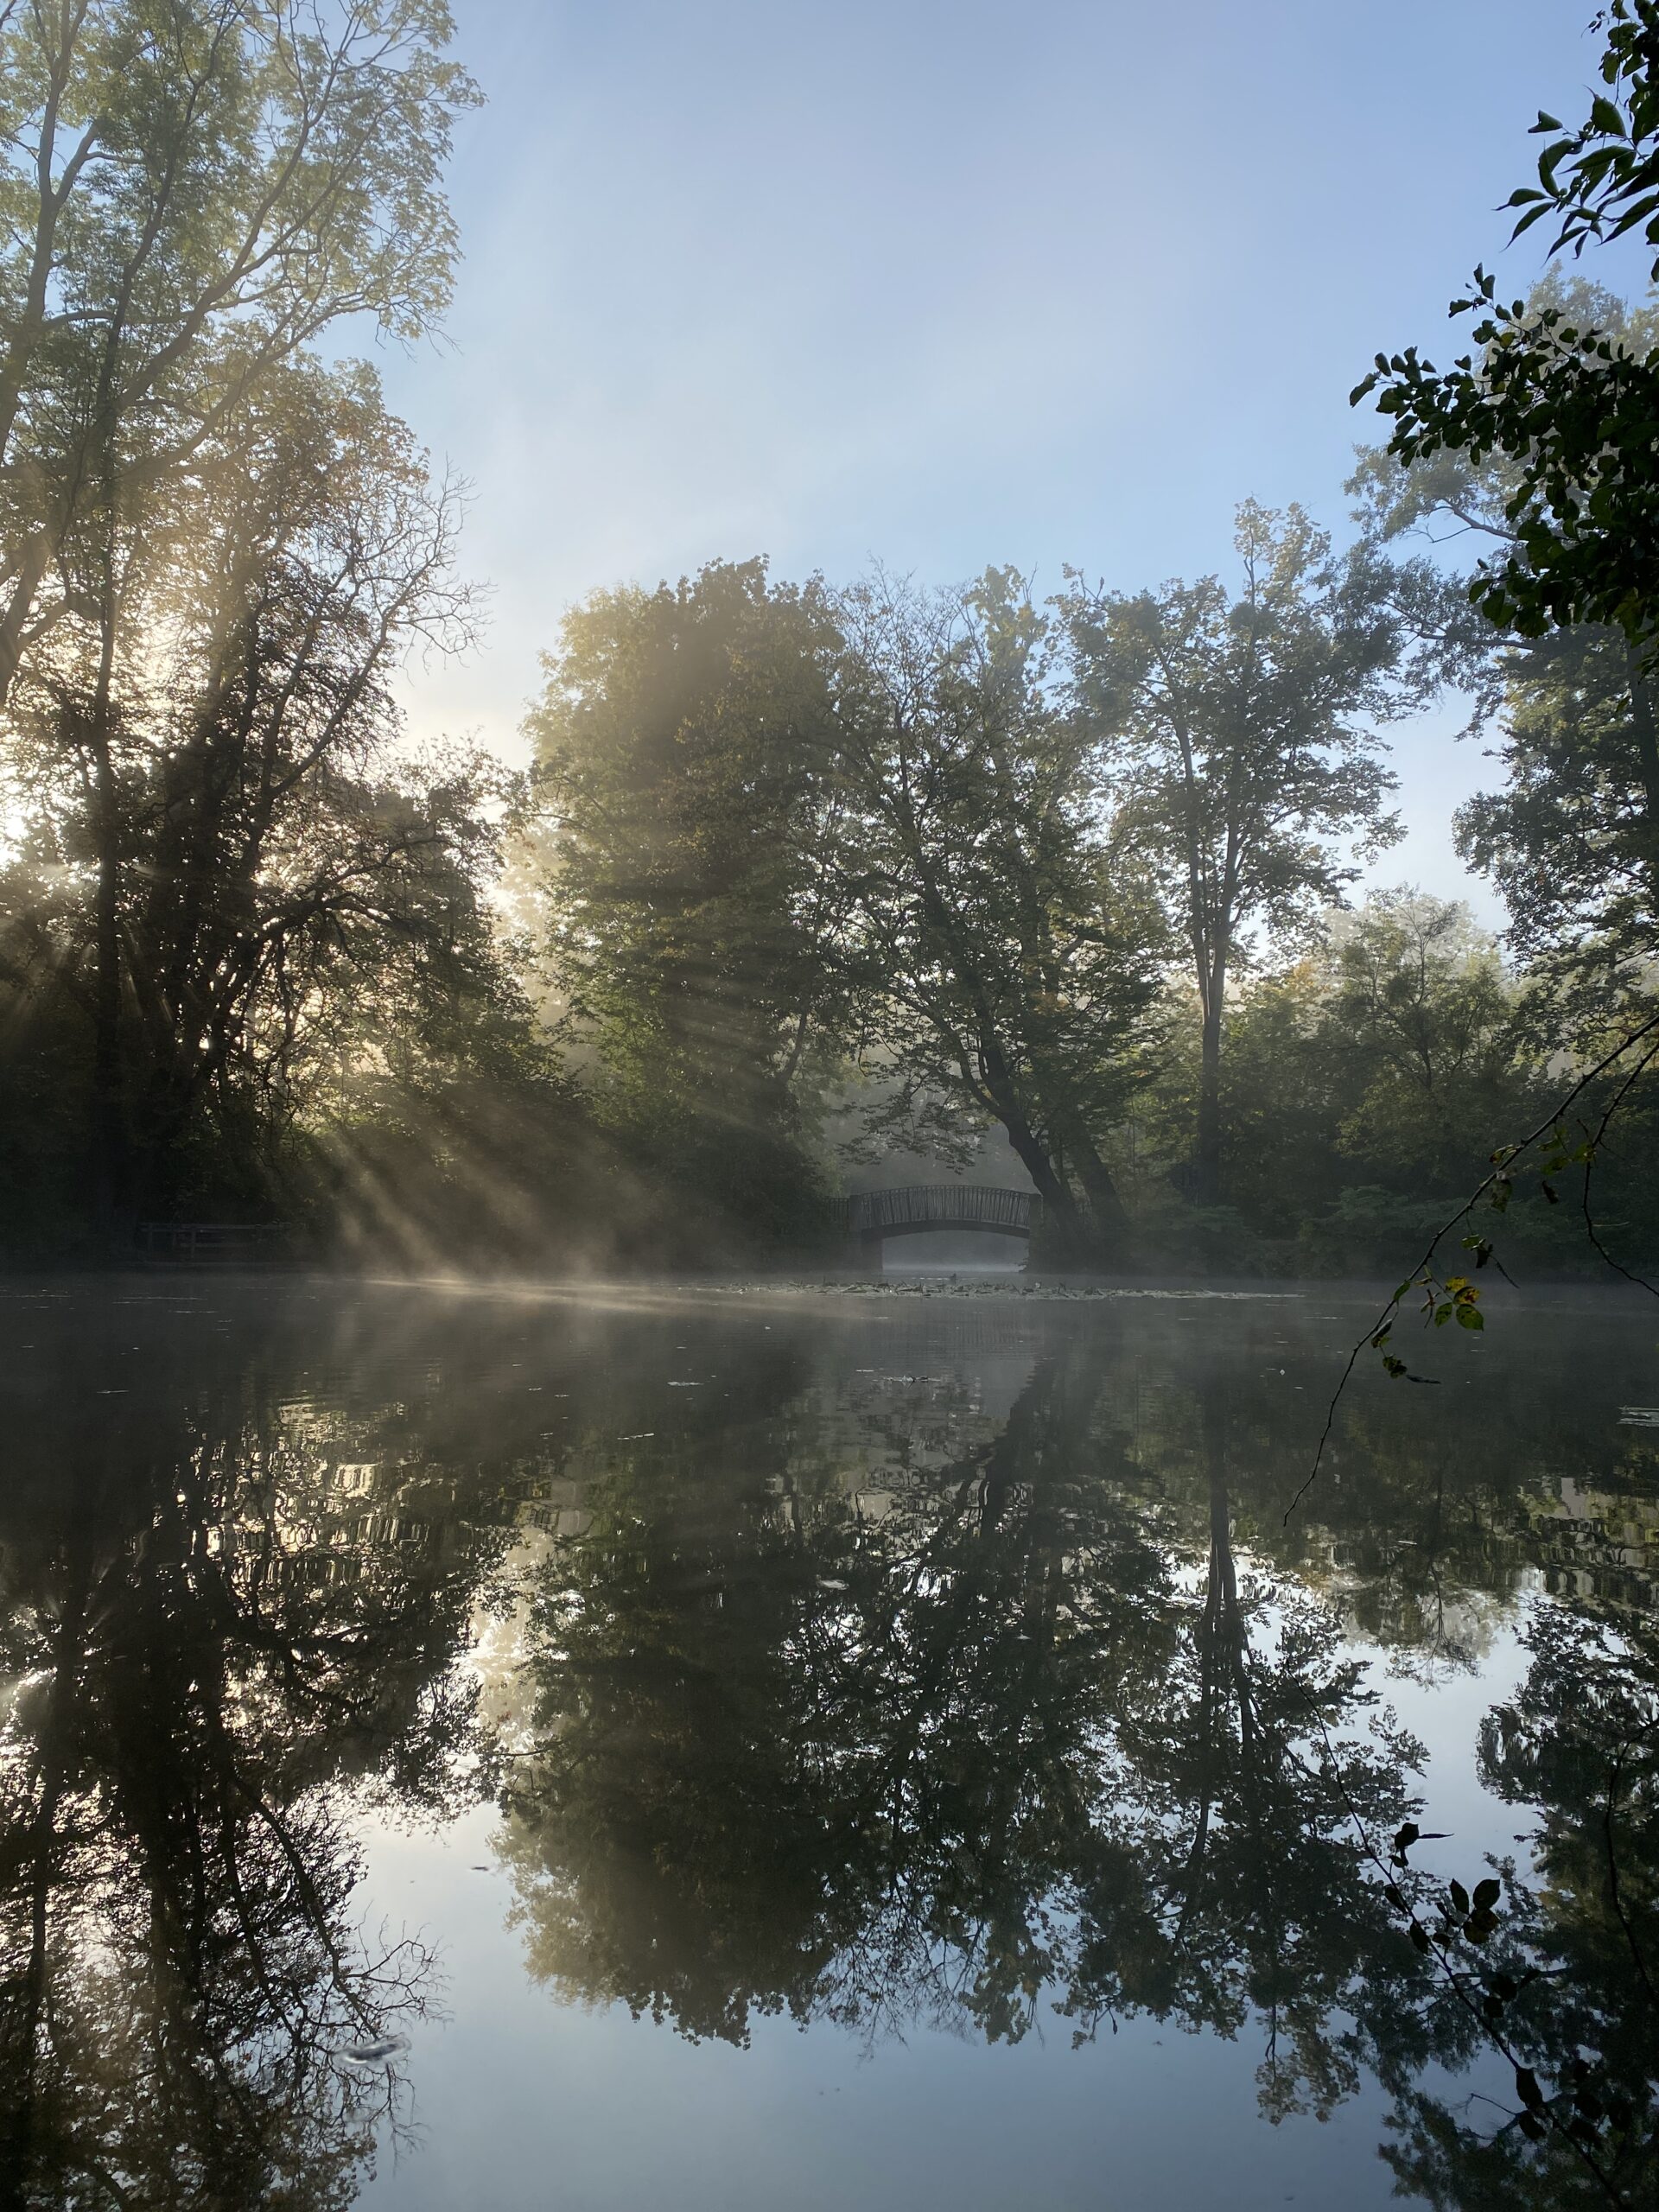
[379, 0, 1646, 920]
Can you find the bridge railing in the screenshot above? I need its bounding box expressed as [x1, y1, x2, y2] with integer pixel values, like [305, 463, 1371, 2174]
[844, 1185, 1035, 1236]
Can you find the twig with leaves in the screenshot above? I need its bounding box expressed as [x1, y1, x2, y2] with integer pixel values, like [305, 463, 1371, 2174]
[1300, 1703, 1637, 2209]
[1287, 1005, 1659, 1525]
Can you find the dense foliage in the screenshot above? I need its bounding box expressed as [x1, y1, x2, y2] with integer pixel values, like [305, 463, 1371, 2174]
[1357, 0, 1659, 657]
[3, 0, 1659, 1283]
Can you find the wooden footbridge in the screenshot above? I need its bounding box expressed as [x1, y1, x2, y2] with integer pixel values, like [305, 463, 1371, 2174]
[845, 1185, 1039, 1251]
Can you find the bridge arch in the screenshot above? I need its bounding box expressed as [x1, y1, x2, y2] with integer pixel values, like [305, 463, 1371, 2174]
[844, 1185, 1039, 1249]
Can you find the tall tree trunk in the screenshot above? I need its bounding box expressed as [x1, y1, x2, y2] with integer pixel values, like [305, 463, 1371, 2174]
[998, 1108, 1090, 1261]
[969, 1031, 1098, 1262]
[0, 528, 54, 712]
[1194, 932, 1230, 1207]
[1195, 995, 1223, 1206]
[1066, 1125, 1131, 1248]
[86, 649, 127, 1247]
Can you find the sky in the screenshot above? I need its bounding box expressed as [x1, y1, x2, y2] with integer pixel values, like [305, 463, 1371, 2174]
[376, 0, 1649, 924]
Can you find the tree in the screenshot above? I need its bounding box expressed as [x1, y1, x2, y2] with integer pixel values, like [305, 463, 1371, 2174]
[1116, 892, 1562, 1268]
[833, 566, 1163, 1260]
[1319, 891, 1538, 1190]
[0, 0, 478, 705]
[524, 558, 855, 1248]
[0, 1, 486, 1248]
[1456, 623, 1659, 986]
[1352, 278, 1659, 988]
[1356, 0, 1659, 667]
[1352, 3, 1659, 1135]
[1064, 502, 1428, 1205]
[1351, 254, 1659, 1290]
[0, 358, 500, 1237]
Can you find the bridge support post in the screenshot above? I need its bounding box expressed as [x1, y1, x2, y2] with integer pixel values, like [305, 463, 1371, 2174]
[845, 1232, 884, 1275]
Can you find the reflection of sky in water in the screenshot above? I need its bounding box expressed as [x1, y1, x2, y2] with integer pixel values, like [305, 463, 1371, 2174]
[356, 1802, 1407, 2212]
[352, 1619, 1545, 2212]
[1, 1277, 1655, 2212]
[404, 1651, 1532, 2208]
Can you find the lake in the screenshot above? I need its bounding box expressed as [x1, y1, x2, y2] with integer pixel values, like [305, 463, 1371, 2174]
[1, 1273, 1655, 2211]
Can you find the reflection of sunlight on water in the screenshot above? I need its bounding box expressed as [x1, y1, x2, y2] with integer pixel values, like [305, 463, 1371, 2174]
[467, 1533, 551, 1750]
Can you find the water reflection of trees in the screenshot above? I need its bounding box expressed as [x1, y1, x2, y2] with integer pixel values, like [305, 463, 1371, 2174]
[499, 1327, 1659, 2207]
[499, 1359, 1427, 2111]
[0, 1377, 501, 2211]
[1379, 1606, 1659, 2211]
[0, 1291, 1655, 2208]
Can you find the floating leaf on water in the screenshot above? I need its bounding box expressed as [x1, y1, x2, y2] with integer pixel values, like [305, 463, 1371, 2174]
[338, 2033, 410, 2067]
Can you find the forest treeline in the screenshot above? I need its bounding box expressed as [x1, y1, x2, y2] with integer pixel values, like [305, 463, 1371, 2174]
[3, 1, 1659, 1276]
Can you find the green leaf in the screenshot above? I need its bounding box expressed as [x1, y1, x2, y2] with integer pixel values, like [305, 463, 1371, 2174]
[1408, 1920, 1431, 1954]
[1448, 1878, 1470, 1915]
[1590, 93, 1627, 135]
[1456, 1304, 1484, 1331]
[1516, 2066, 1545, 2111]
[1473, 1878, 1501, 1910]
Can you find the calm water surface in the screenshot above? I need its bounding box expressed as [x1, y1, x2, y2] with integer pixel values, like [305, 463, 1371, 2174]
[1, 1274, 1655, 2211]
